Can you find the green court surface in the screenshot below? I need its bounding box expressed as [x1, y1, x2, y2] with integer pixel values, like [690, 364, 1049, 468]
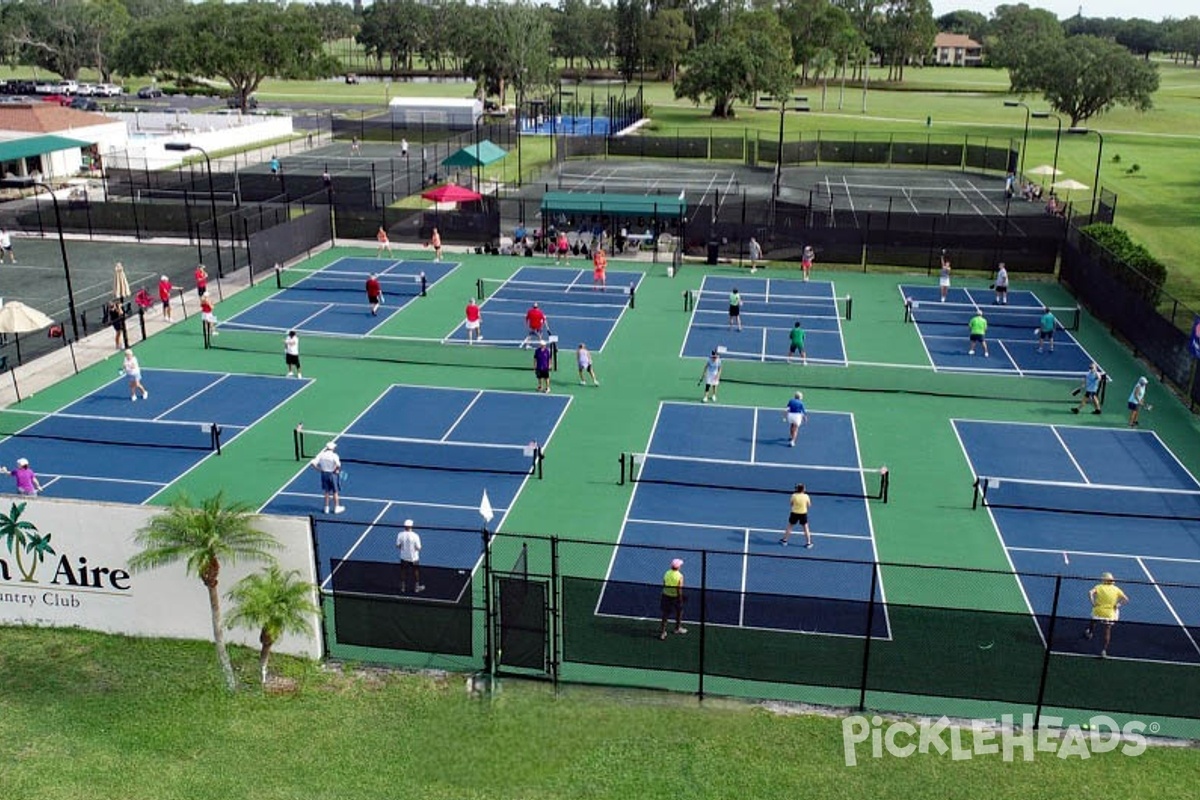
[11, 245, 1200, 737]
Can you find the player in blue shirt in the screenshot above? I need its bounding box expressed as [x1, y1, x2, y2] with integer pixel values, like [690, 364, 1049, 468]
[784, 391, 807, 447]
[1072, 363, 1104, 415]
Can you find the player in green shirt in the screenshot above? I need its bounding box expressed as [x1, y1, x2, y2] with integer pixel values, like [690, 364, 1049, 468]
[787, 322, 807, 365]
[968, 312, 989, 357]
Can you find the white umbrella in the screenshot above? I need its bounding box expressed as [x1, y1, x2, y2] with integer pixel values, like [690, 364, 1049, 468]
[1027, 164, 1062, 178]
[1051, 178, 1089, 192]
[113, 262, 130, 301]
[0, 300, 55, 333]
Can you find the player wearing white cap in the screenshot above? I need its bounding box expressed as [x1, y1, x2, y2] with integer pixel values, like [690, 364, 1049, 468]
[395, 519, 423, 593]
[309, 441, 344, 514]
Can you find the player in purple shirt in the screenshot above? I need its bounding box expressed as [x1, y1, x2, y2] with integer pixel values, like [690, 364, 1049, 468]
[534, 340, 553, 393]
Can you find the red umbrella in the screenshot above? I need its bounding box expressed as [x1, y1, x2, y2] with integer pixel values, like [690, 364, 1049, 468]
[420, 184, 483, 203]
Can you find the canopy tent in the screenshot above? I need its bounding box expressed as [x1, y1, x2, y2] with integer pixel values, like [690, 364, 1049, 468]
[441, 140, 508, 169]
[539, 191, 687, 219]
[421, 184, 483, 203]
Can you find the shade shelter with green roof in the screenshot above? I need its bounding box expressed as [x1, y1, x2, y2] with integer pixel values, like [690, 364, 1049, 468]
[538, 191, 688, 257]
[441, 140, 508, 170]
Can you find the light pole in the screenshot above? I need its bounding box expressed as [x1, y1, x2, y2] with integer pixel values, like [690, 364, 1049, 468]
[1067, 127, 1104, 218]
[0, 176, 79, 340]
[1031, 111, 1062, 185]
[164, 142, 222, 277]
[1003, 100, 1031, 177]
[773, 97, 788, 199]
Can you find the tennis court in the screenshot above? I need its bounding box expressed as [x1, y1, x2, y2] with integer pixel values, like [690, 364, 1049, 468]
[452, 265, 641, 350]
[0, 370, 309, 504]
[220, 256, 457, 336]
[900, 284, 1094, 377]
[262, 384, 570, 604]
[681, 276, 848, 365]
[957, 419, 1200, 664]
[597, 401, 889, 637]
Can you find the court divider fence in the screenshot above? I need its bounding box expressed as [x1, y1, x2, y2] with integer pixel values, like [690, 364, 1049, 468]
[312, 522, 1200, 725]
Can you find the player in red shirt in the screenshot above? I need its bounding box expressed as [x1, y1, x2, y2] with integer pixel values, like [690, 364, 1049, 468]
[194, 264, 208, 297]
[365, 274, 383, 315]
[464, 298, 483, 343]
[200, 293, 217, 338]
[158, 274, 173, 321]
[521, 302, 548, 348]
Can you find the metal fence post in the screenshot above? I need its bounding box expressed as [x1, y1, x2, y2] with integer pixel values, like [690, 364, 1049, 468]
[698, 549, 707, 701]
[1033, 575, 1063, 728]
[857, 564, 881, 711]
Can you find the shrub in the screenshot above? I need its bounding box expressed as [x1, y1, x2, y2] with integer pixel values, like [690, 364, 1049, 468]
[1079, 222, 1167, 306]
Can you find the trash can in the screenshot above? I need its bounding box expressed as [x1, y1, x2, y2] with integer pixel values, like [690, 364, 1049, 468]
[706, 241, 719, 265]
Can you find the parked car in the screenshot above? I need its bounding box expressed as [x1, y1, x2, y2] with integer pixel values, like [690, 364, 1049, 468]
[57, 80, 79, 95]
[136, 86, 163, 99]
[41, 94, 73, 106]
[344, 73, 360, 85]
[69, 97, 100, 111]
[8, 80, 37, 95]
[35, 82, 58, 94]
[226, 93, 259, 109]
[96, 83, 124, 97]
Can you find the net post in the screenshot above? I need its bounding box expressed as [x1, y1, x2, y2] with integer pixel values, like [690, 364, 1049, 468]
[846, 295, 853, 322]
[420, 272, 428, 297]
[550, 535, 561, 692]
[293, 425, 302, 461]
[476, 278, 484, 301]
[880, 467, 889, 503]
[1033, 574, 1063, 730]
[1099, 373, 1108, 406]
[482, 525, 494, 678]
[697, 548, 707, 701]
[535, 445, 544, 479]
[683, 290, 691, 312]
[618, 452, 626, 485]
[856, 560, 881, 711]
[628, 284, 635, 309]
[275, 265, 283, 289]
[551, 341, 558, 372]
[202, 316, 211, 349]
[176, 287, 189, 320]
[212, 424, 222, 455]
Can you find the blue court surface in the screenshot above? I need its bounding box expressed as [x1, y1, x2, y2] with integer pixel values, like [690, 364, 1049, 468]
[0, 370, 310, 504]
[519, 115, 612, 136]
[955, 419, 1200, 664]
[447, 265, 641, 351]
[263, 384, 570, 604]
[900, 284, 1095, 377]
[598, 401, 890, 637]
[221, 257, 457, 336]
[681, 276, 848, 366]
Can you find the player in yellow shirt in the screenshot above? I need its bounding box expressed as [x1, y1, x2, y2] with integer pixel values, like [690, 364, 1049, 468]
[658, 558, 687, 640]
[1084, 571, 1129, 658]
[780, 483, 813, 548]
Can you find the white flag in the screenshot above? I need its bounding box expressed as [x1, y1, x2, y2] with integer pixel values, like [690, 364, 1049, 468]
[479, 489, 495, 524]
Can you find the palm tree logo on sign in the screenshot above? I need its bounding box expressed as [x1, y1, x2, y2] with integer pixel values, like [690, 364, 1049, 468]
[0, 502, 56, 583]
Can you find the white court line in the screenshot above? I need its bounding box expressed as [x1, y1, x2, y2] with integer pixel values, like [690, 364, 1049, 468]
[625, 517, 870, 541]
[995, 339, 1022, 376]
[1049, 425, 1090, 483]
[155, 374, 232, 421]
[1010, 545, 1200, 566]
[320, 503, 393, 592]
[441, 390, 484, 442]
[900, 187, 920, 213]
[841, 175, 859, 227]
[750, 408, 759, 462]
[739, 528, 750, 627]
[41, 472, 166, 487]
[958, 178, 1008, 215]
[1136, 557, 1200, 658]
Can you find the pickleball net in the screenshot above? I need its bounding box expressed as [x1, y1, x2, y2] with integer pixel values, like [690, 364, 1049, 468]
[276, 266, 427, 298]
[0, 412, 223, 452]
[295, 426, 544, 478]
[904, 300, 1080, 331]
[621, 452, 889, 502]
[205, 325, 557, 371]
[973, 476, 1200, 522]
[684, 289, 852, 320]
[477, 277, 635, 308]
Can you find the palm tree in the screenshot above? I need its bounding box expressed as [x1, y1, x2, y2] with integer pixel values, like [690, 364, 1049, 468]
[225, 565, 318, 686]
[0, 502, 53, 582]
[129, 491, 280, 691]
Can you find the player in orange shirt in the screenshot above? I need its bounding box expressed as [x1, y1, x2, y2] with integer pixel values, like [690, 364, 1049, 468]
[592, 247, 608, 289]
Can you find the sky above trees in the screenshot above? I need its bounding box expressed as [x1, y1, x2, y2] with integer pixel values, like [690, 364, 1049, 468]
[931, 1, 1189, 22]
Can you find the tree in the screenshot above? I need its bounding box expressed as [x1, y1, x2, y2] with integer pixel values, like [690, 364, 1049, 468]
[878, 0, 936, 81]
[645, 9, 692, 81]
[129, 491, 280, 691]
[115, 2, 327, 111]
[1164, 16, 1200, 66]
[1115, 18, 1165, 61]
[225, 566, 317, 686]
[936, 9, 987, 42]
[0, 502, 55, 583]
[614, 0, 649, 82]
[674, 10, 794, 118]
[986, 3, 1064, 86]
[1012, 35, 1159, 126]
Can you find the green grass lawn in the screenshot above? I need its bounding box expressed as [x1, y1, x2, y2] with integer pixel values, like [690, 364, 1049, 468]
[1, 626, 1196, 800]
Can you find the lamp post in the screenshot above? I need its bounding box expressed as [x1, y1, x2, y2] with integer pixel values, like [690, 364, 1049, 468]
[0, 176, 79, 340]
[1003, 100, 1031, 177]
[773, 97, 788, 199]
[164, 142, 222, 277]
[1067, 127, 1104, 218]
[1030, 111, 1063, 185]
